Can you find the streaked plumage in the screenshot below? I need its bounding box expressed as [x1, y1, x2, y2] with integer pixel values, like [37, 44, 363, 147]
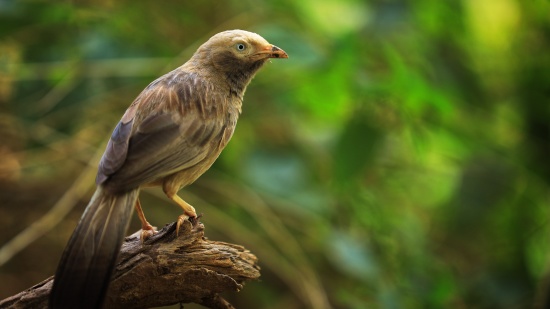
[50, 30, 287, 309]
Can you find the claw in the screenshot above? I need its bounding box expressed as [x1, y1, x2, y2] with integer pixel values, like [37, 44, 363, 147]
[140, 224, 157, 242]
[176, 214, 190, 236]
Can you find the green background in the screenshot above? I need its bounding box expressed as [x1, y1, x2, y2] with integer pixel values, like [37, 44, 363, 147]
[1, 0, 549, 308]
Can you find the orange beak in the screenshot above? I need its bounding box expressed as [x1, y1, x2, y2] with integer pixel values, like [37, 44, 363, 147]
[254, 44, 289, 59]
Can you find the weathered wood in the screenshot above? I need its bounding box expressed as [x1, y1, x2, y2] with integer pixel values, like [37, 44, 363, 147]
[0, 220, 260, 309]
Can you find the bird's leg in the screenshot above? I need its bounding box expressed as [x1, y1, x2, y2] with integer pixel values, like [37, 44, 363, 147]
[163, 187, 197, 236]
[135, 199, 156, 242]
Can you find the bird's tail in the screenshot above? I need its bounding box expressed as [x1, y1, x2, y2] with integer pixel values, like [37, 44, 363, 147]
[50, 186, 139, 309]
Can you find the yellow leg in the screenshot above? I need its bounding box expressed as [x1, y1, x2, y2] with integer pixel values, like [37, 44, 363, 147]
[135, 199, 156, 242]
[168, 194, 197, 217]
[163, 188, 197, 236]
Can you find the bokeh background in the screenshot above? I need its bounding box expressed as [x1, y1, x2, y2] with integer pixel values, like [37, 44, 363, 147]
[1, 0, 549, 308]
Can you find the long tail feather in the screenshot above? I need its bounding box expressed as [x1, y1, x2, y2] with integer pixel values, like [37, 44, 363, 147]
[50, 186, 139, 309]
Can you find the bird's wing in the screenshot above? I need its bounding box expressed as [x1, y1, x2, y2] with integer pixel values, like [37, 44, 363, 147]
[96, 118, 134, 184]
[96, 71, 232, 192]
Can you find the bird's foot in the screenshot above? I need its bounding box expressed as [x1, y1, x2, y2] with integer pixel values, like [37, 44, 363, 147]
[176, 212, 199, 236]
[176, 214, 189, 236]
[140, 223, 157, 242]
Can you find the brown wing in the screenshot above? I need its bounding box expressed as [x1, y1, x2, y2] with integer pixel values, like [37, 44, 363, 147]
[96, 70, 231, 193]
[96, 120, 133, 184]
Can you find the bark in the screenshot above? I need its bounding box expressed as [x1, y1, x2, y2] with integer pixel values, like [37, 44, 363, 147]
[0, 220, 260, 309]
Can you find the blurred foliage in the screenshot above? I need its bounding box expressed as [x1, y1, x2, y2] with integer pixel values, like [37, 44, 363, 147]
[1, 0, 549, 308]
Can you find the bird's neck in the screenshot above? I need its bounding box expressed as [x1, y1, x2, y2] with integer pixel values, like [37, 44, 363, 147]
[187, 50, 267, 100]
[182, 52, 267, 114]
[223, 61, 265, 99]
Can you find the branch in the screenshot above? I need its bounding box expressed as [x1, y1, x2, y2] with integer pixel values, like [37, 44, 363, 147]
[0, 220, 260, 309]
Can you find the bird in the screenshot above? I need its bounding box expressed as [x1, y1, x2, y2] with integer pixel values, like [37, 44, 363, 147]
[49, 29, 288, 309]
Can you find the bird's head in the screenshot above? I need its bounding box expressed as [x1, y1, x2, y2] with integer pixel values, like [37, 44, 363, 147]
[189, 30, 288, 90]
[204, 29, 288, 63]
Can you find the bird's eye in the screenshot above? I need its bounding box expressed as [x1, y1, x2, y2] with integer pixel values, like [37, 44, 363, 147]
[236, 43, 247, 51]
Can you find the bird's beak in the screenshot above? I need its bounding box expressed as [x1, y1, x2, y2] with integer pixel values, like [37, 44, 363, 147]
[253, 44, 289, 59]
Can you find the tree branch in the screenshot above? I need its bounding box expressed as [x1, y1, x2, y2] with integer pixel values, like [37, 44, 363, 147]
[0, 220, 260, 309]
